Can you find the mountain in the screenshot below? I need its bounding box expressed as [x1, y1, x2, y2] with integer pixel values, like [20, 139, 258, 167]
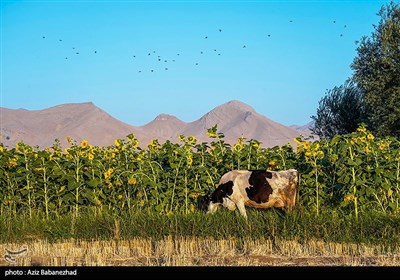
[0, 100, 314, 149]
[290, 121, 319, 140]
[0, 102, 144, 148]
[141, 114, 186, 144]
[182, 100, 302, 147]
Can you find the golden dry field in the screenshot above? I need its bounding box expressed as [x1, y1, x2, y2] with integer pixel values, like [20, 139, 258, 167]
[1, 237, 400, 267]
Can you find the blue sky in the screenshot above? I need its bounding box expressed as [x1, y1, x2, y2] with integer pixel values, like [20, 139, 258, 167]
[1, 0, 390, 126]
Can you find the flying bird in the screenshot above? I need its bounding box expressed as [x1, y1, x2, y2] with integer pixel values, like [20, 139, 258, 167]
[243, 45, 246, 48]
[218, 29, 222, 32]
[42, 36, 46, 39]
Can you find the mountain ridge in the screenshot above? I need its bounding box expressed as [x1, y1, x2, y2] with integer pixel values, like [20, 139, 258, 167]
[0, 100, 315, 149]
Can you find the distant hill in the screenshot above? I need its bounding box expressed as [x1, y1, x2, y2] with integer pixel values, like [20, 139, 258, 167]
[141, 113, 186, 144]
[182, 100, 303, 147]
[0, 100, 316, 149]
[0, 102, 143, 148]
[290, 121, 318, 140]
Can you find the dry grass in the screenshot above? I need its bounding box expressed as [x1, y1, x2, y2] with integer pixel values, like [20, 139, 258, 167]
[1, 237, 400, 266]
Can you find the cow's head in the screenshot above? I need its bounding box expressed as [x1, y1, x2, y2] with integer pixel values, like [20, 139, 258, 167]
[199, 193, 212, 212]
[201, 181, 234, 213]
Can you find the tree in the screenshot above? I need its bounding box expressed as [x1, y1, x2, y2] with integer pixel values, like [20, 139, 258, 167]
[311, 79, 368, 139]
[351, 1, 400, 136]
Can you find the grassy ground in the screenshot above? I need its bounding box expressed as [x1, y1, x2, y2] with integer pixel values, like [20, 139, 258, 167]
[1, 208, 400, 245]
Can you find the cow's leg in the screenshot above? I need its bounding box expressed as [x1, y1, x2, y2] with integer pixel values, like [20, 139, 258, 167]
[223, 198, 236, 211]
[236, 201, 247, 219]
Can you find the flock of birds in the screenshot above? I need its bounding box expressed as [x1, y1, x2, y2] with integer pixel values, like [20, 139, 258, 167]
[41, 19, 348, 74]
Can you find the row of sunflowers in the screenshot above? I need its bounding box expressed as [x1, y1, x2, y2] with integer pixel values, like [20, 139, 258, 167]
[1, 125, 399, 219]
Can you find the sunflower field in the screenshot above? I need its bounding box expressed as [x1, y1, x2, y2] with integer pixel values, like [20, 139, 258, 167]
[0, 125, 399, 220]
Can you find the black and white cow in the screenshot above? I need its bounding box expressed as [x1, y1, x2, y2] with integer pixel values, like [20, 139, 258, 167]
[202, 169, 300, 219]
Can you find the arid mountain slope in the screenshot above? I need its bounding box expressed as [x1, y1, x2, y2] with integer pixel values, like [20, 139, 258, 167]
[0, 102, 144, 148]
[0, 100, 314, 149]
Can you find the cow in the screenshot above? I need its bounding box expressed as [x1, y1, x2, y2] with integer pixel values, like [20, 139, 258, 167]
[201, 169, 300, 219]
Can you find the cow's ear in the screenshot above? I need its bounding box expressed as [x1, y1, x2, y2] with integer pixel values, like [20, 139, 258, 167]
[213, 189, 225, 202]
[217, 189, 226, 195]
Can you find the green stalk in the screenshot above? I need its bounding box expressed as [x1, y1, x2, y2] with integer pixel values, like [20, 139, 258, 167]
[247, 145, 252, 170]
[74, 156, 81, 217]
[205, 170, 216, 188]
[201, 150, 205, 166]
[315, 170, 319, 216]
[89, 162, 101, 215]
[184, 170, 188, 214]
[5, 172, 17, 216]
[396, 154, 400, 193]
[255, 146, 260, 169]
[51, 158, 67, 216]
[348, 145, 358, 221]
[170, 158, 184, 212]
[124, 148, 129, 171]
[24, 153, 32, 218]
[194, 174, 199, 190]
[127, 189, 131, 211]
[217, 136, 225, 155]
[147, 161, 160, 204]
[279, 147, 287, 169]
[42, 158, 49, 219]
[396, 154, 400, 209]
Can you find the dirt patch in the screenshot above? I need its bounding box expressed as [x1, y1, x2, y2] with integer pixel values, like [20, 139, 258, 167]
[1, 238, 400, 266]
[1, 255, 396, 267]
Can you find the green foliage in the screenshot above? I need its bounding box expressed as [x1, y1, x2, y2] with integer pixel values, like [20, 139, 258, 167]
[296, 125, 400, 218]
[1, 127, 400, 246]
[311, 79, 368, 139]
[1, 125, 400, 220]
[351, 1, 400, 136]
